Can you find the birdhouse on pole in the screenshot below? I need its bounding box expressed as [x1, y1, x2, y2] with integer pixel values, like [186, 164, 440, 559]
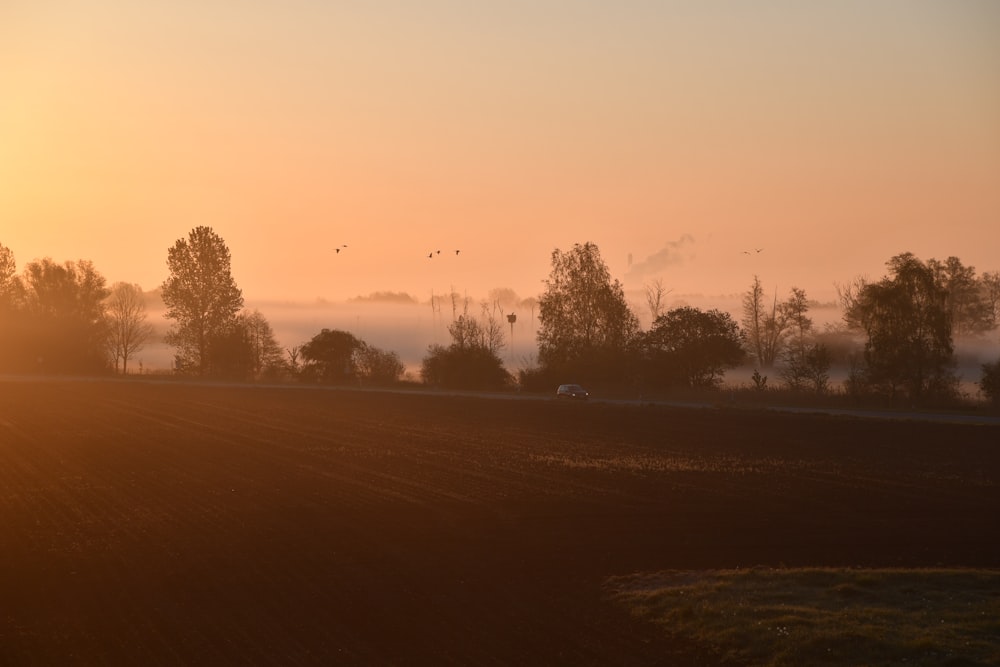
[507, 313, 517, 360]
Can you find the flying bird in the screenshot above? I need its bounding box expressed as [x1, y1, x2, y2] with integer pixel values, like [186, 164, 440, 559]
[756, 248, 763, 253]
[428, 252, 434, 258]
[455, 250, 460, 255]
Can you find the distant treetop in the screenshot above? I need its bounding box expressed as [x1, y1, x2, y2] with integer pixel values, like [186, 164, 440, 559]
[348, 291, 419, 304]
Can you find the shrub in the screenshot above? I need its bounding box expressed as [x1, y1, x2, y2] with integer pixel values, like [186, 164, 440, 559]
[980, 359, 1000, 405]
[421, 344, 511, 391]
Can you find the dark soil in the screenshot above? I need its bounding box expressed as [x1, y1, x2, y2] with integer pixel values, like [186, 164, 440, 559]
[1, 379, 997, 665]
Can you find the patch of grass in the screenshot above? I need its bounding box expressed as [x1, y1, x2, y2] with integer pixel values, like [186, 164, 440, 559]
[607, 567, 1000, 666]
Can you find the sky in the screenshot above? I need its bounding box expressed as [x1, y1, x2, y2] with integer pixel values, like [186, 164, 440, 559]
[2, 0, 999, 313]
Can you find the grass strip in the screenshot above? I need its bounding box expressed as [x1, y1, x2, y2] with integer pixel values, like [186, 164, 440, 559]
[607, 567, 1000, 666]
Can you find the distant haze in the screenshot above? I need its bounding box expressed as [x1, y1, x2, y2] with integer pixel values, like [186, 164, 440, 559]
[137, 287, 1000, 382]
[3, 1, 998, 315]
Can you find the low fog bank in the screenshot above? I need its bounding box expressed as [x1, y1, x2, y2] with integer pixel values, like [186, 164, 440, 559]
[954, 338, 1000, 394]
[137, 297, 543, 376]
[137, 291, 762, 374]
[135, 294, 999, 392]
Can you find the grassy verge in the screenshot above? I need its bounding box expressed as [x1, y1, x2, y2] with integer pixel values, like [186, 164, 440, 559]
[607, 568, 1000, 666]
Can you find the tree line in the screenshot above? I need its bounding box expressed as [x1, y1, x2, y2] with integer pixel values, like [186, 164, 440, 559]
[517, 242, 1000, 405]
[2, 230, 999, 405]
[0, 229, 403, 384]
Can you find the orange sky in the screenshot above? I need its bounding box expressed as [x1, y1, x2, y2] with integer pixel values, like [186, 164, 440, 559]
[2, 1, 999, 309]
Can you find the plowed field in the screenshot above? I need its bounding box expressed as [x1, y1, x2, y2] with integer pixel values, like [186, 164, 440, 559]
[1, 379, 998, 665]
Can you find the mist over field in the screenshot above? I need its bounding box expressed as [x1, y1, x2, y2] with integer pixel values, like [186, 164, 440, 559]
[136, 284, 1000, 395]
[140, 294, 547, 376]
[139, 288, 746, 374]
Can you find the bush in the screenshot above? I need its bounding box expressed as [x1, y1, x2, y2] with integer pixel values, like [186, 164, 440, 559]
[421, 344, 511, 391]
[781, 344, 832, 394]
[980, 359, 1000, 405]
[355, 342, 404, 386]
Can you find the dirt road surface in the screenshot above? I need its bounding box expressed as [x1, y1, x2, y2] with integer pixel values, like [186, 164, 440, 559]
[1, 379, 998, 665]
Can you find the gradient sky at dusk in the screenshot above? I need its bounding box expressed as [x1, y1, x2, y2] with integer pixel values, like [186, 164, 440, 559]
[3, 0, 998, 307]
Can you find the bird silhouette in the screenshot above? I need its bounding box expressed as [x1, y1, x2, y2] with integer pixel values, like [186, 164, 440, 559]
[742, 251, 750, 255]
[455, 250, 460, 255]
[756, 248, 763, 253]
[428, 252, 433, 258]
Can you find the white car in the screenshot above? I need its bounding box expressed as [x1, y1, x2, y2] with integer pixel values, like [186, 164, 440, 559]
[556, 384, 589, 400]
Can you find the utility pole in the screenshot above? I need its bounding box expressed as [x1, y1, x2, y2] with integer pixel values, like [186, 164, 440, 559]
[507, 313, 517, 362]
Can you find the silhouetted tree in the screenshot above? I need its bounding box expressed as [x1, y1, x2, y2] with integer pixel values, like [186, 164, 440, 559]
[448, 312, 484, 350]
[420, 306, 510, 390]
[785, 343, 832, 394]
[781, 288, 811, 349]
[478, 301, 507, 355]
[348, 291, 418, 304]
[981, 271, 1000, 333]
[928, 256, 993, 337]
[11, 258, 111, 374]
[537, 242, 638, 383]
[741, 275, 787, 368]
[355, 342, 405, 385]
[836, 275, 871, 331]
[286, 345, 301, 378]
[299, 328, 360, 383]
[206, 322, 254, 380]
[238, 309, 284, 379]
[0, 244, 24, 371]
[177, 309, 283, 381]
[105, 282, 154, 374]
[643, 278, 671, 324]
[161, 226, 243, 375]
[979, 359, 1000, 406]
[642, 307, 744, 388]
[742, 275, 765, 364]
[776, 287, 831, 392]
[420, 344, 510, 390]
[519, 296, 539, 328]
[0, 244, 16, 303]
[846, 253, 956, 402]
[487, 287, 520, 312]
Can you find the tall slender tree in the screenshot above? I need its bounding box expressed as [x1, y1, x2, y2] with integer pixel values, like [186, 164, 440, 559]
[741, 275, 787, 368]
[537, 242, 639, 380]
[777, 287, 832, 392]
[643, 278, 671, 324]
[161, 226, 243, 375]
[105, 282, 154, 375]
